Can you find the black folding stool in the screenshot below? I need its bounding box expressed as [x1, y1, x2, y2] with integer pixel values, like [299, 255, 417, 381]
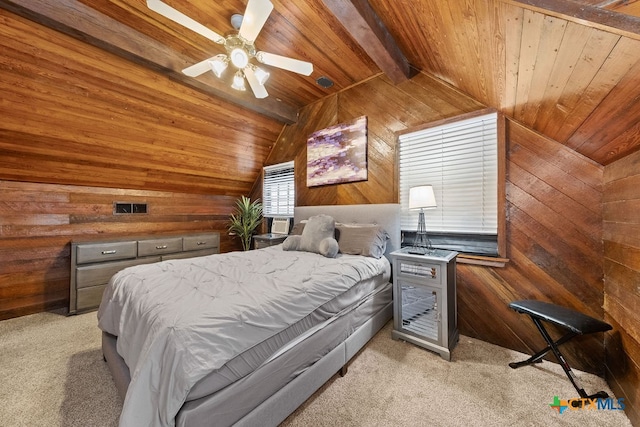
[508, 300, 612, 400]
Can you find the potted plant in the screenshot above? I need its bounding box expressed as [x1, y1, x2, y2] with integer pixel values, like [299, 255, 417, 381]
[228, 196, 263, 251]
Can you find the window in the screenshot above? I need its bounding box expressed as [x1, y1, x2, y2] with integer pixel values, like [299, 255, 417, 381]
[263, 161, 295, 217]
[398, 108, 505, 257]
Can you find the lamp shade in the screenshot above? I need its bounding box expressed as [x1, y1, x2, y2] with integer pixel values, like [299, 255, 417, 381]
[232, 70, 247, 91]
[209, 55, 228, 78]
[409, 185, 437, 210]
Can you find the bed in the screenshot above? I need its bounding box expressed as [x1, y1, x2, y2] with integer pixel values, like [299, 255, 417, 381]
[99, 203, 400, 427]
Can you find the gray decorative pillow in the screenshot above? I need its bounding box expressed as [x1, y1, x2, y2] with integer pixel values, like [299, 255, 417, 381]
[282, 235, 301, 251]
[318, 237, 339, 258]
[336, 224, 389, 258]
[289, 222, 306, 235]
[297, 214, 339, 258]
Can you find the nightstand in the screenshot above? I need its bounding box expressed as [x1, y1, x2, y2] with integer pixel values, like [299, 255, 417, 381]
[253, 233, 288, 249]
[390, 248, 458, 360]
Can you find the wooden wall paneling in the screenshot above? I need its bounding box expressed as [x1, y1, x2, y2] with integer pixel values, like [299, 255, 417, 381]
[367, 0, 640, 166]
[4, 0, 637, 394]
[267, 71, 607, 374]
[536, 27, 619, 135]
[0, 180, 242, 320]
[474, 0, 508, 109]
[478, 120, 606, 374]
[456, 263, 524, 344]
[271, 0, 380, 89]
[264, 96, 339, 207]
[603, 148, 640, 424]
[334, 73, 485, 205]
[552, 36, 640, 146]
[604, 0, 640, 18]
[530, 21, 591, 130]
[605, 316, 640, 425]
[504, 221, 598, 316]
[506, 0, 640, 39]
[506, 122, 604, 370]
[0, 9, 282, 195]
[604, 260, 640, 341]
[512, 9, 545, 122]
[5, 0, 640, 168]
[503, 4, 524, 117]
[506, 123, 604, 297]
[335, 78, 401, 204]
[520, 15, 569, 125]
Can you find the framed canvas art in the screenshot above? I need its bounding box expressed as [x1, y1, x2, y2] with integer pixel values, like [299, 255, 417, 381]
[306, 115, 368, 187]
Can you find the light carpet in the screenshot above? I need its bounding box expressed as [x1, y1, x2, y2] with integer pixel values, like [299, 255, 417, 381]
[0, 311, 632, 427]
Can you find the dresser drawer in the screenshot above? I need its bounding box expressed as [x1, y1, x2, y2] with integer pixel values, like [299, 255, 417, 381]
[76, 285, 108, 312]
[70, 232, 220, 315]
[183, 233, 220, 252]
[138, 237, 183, 257]
[395, 259, 442, 285]
[75, 241, 137, 265]
[75, 257, 160, 289]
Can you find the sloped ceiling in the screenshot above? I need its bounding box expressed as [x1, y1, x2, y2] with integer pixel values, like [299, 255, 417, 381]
[2, 0, 640, 165]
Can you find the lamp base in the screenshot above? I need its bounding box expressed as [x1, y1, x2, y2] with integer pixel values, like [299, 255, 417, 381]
[408, 247, 428, 255]
[410, 209, 432, 255]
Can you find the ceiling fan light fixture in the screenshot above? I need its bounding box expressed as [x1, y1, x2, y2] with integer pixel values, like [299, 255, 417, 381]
[209, 55, 229, 78]
[150, 0, 314, 100]
[232, 70, 247, 91]
[230, 13, 244, 30]
[230, 47, 249, 69]
[253, 66, 270, 85]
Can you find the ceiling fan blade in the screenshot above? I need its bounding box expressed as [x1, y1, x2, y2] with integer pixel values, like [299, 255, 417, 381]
[147, 0, 225, 44]
[182, 57, 216, 77]
[256, 51, 313, 76]
[239, 0, 274, 43]
[244, 67, 269, 99]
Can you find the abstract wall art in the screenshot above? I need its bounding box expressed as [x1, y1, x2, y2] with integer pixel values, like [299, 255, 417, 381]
[306, 115, 368, 187]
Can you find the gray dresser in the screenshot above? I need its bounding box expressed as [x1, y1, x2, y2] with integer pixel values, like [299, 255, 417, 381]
[69, 232, 220, 314]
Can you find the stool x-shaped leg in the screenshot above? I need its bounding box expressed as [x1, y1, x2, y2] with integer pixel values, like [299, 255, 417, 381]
[508, 300, 612, 401]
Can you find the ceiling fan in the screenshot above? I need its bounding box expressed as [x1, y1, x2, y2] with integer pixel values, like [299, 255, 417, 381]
[147, 0, 314, 99]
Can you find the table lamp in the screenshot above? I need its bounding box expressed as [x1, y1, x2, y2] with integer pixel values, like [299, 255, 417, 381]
[408, 185, 437, 254]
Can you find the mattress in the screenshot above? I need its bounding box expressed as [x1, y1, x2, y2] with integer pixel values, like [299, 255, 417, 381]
[97, 245, 391, 427]
[178, 283, 392, 427]
[187, 268, 389, 400]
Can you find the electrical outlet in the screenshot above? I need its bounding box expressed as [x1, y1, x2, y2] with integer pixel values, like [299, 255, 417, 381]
[114, 202, 148, 215]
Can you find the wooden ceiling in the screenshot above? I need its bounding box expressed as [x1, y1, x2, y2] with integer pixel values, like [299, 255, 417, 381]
[2, 0, 640, 165]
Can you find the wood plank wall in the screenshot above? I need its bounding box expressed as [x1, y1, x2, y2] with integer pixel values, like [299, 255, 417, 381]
[0, 9, 282, 195]
[0, 10, 269, 320]
[603, 150, 640, 425]
[0, 180, 242, 320]
[267, 72, 607, 375]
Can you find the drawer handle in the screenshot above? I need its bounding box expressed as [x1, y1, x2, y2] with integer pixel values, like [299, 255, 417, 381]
[156, 245, 168, 250]
[101, 250, 117, 255]
[196, 241, 207, 246]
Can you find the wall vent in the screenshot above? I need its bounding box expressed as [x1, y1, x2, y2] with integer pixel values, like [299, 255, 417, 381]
[316, 76, 334, 88]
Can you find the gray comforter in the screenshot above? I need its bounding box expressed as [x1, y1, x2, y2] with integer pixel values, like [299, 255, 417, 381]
[97, 245, 389, 427]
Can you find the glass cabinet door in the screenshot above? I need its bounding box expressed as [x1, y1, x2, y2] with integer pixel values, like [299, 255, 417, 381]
[398, 282, 441, 343]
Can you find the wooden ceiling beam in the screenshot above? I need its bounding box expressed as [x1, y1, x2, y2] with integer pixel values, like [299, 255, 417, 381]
[0, 0, 299, 124]
[321, 0, 412, 84]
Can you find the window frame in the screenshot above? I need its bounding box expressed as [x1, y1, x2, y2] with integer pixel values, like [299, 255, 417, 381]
[397, 108, 507, 262]
[262, 161, 295, 218]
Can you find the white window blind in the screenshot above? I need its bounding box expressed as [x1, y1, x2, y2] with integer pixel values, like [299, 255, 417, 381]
[263, 161, 295, 217]
[398, 111, 498, 235]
